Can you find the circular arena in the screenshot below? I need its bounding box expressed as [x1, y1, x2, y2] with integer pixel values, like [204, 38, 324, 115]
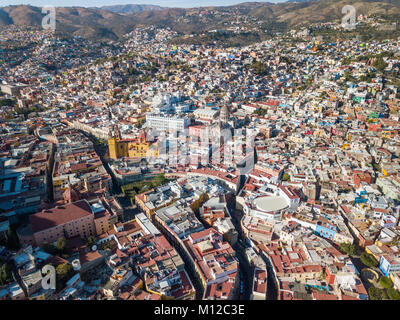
[253, 195, 289, 213]
[240, 183, 300, 222]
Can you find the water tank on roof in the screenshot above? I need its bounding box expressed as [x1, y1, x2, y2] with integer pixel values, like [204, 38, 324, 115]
[72, 259, 81, 271]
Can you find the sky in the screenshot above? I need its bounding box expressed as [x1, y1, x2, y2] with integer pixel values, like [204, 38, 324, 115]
[2, 0, 287, 9]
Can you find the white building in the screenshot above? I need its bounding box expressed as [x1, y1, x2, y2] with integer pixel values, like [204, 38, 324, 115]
[146, 113, 190, 132]
[193, 108, 219, 121]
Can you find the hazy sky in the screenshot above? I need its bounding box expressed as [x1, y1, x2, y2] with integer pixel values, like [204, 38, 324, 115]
[2, 0, 287, 9]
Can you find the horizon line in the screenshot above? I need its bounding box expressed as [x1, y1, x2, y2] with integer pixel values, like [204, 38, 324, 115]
[0, 0, 289, 10]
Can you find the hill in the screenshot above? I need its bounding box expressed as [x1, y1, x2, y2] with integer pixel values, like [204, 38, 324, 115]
[0, 0, 400, 40]
[0, 5, 137, 40]
[99, 4, 165, 14]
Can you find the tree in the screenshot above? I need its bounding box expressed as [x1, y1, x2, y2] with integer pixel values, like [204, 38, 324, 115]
[340, 242, 356, 256]
[56, 237, 68, 254]
[360, 252, 379, 268]
[140, 184, 151, 193]
[56, 263, 75, 291]
[152, 173, 166, 187]
[387, 288, 400, 300]
[372, 162, 381, 172]
[281, 173, 290, 181]
[372, 56, 388, 73]
[0, 262, 12, 286]
[6, 226, 20, 250]
[0, 98, 16, 107]
[368, 287, 384, 300]
[250, 61, 268, 76]
[380, 276, 393, 289]
[253, 108, 268, 117]
[101, 241, 115, 251]
[86, 236, 97, 248]
[344, 70, 355, 82]
[341, 57, 352, 65]
[41, 242, 56, 255]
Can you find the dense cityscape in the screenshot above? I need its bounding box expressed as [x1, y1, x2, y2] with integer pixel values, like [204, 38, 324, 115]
[1, 1, 400, 302]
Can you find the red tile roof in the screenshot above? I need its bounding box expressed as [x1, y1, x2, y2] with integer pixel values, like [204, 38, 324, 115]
[30, 200, 93, 233]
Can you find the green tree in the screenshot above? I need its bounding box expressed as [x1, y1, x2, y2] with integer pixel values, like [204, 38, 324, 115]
[55, 263, 75, 291]
[372, 56, 388, 73]
[372, 162, 381, 172]
[250, 61, 268, 76]
[0, 262, 13, 286]
[140, 184, 151, 193]
[281, 173, 290, 181]
[380, 276, 393, 289]
[360, 252, 379, 268]
[341, 57, 352, 65]
[86, 236, 97, 248]
[56, 237, 68, 254]
[344, 70, 356, 82]
[152, 173, 166, 187]
[340, 242, 356, 256]
[320, 91, 328, 98]
[41, 242, 56, 255]
[253, 109, 268, 117]
[101, 241, 115, 250]
[387, 288, 400, 300]
[368, 287, 384, 300]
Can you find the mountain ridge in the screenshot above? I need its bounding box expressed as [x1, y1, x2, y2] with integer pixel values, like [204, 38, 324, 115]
[98, 4, 165, 14]
[1, 0, 399, 40]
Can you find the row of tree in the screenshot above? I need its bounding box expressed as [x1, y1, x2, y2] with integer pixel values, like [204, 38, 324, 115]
[41, 237, 71, 259]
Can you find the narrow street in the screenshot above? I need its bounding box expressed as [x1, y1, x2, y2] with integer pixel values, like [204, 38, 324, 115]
[233, 242, 252, 300]
[149, 215, 205, 300]
[266, 269, 278, 300]
[230, 209, 255, 300]
[231, 210, 278, 300]
[46, 142, 56, 203]
[82, 131, 121, 194]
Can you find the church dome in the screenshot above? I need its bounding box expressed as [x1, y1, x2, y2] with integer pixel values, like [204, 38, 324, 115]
[220, 105, 230, 123]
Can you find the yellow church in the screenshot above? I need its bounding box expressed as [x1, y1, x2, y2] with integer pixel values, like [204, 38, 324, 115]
[108, 125, 158, 160]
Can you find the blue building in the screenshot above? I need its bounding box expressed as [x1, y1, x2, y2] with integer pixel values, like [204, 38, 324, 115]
[315, 221, 336, 240]
[379, 255, 400, 276]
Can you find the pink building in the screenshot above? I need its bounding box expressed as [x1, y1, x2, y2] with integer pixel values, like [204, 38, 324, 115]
[188, 124, 205, 139]
[29, 200, 97, 246]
